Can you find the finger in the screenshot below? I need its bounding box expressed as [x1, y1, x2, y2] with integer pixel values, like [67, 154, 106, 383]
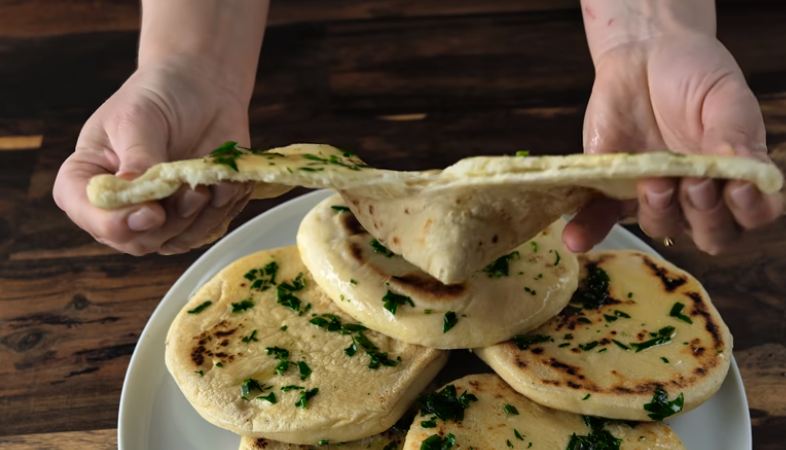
[106, 102, 170, 176]
[562, 197, 624, 253]
[636, 178, 684, 239]
[160, 184, 250, 254]
[724, 180, 784, 230]
[54, 152, 166, 246]
[680, 178, 739, 255]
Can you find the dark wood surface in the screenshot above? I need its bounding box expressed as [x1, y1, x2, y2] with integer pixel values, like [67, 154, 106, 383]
[1, 1, 785, 448]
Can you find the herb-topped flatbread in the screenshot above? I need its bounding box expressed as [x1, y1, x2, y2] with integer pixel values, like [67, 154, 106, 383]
[239, 427, 404, 450]
[88, 142, 782, 285]
[296, 194, 579, 349]
[164, 246, 447, 444]
[476, 251, 732, 421]
[402, 373, 685, 450]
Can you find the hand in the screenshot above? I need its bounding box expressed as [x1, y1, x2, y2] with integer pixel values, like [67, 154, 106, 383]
[53, 61, 253, 255]
[564, 33, 783, 254]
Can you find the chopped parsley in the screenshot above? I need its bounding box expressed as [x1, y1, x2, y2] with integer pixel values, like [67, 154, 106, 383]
[331, 205, 351, 213]
[506, 440, 513, 448]
[298, 361, 312, 380]
[669, 302, 693, 324]
[187, 300, 212, 314]
[418, 385, 478, 422]
[578, 341, 599, 351]
[281, 385, 304, 392]
[643, 387, 684, 420]
[266, 347, 290, 359]
[513, 334, 552, 350]
[571, 263, 611, 310]
[420, 433, 456, 450]
[257, 392, 277, 404]
[310, 313, 342, 332]
[280, 325, 288, 331]
[370, 239, 395, 257]
[660, 356, 670, 363]
[195, 370, 204, 377]
[420, 417, 437, 428]
[240, 378, 268, 400]
[582, 393, 591, 400]
[514, 429, 524, 441]
[244, 261, 278, 291]
[567, 416, 621, 450]
[277, 273, 307, 314]
[317, 440, 329, 446]
[484, 251, 520, 278]
[308, 312, 397, 369]
[231, 299, 255, 313]
[295, 387, 319, 408]
[516, 150, 530, 157]
[382, 290, 415, 315]
[241, 330, 258, 343]
[503, 404, 519, 416]
[530, 241, 539, 252]
[524, 286, 537, 296]
[209, 141, 244, 171]
[630, 326, 676, 352]
[215, 362, 224, 368]
[443, 311, 458, 333]
[350, 278, 358, 285]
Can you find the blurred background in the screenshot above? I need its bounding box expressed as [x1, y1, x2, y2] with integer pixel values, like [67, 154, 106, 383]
[0, 1, 785, 449]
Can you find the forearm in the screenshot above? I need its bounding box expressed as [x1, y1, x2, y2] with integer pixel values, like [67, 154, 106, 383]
[139, 0, 269, 102]
[581, 0, 716, 64]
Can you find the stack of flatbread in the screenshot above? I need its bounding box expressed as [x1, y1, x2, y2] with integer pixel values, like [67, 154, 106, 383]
[90, 143, 782, 448]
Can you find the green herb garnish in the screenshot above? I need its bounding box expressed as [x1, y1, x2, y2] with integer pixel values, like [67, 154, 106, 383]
[277, 273, 307, 314]
[370, 239, 395, 257]
[187, 300, 212, 314]
[209, 141, 244, 171]
[257, 392, 277, 404]
[420, 417, 437, 428]
[443, 311, 458, 333]
[483, 251, 520, 278]
[298, 361, 312, 380]
[331, 205, 351, 213]
[244, 261, 278, 292]
[630, 326, 676, 352]
[643, 387, 684, 420]
[516, 150, 530, 157]
[571, 263, 611, 310]
[310, 313, 342, 331]
[240, 378, 267, 400]
[514, 429, 524, 440]
[503, 404, 519, 416]
[566, 416, 621, 450]
[281, 385, 304, 392]
[660, 356, 670, 363]
[418, 385, 478, 422]
[317, 440, 329, 446]
[231, 299, 255, 313]
[669, 302, 693, 324]
[420, 433, 456, 450]
[241, 330, 258, 343]
[295, 387, 319, 408]
[582, 393, 591, 400]
[382, 290, 415, 315]
[524, 286, 537, 296]
[578, 341, 599, 351]
[266, 347, 289, 359]
[551, 249, 561, 266]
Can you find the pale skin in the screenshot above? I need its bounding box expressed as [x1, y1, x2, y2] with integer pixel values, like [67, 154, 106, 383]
[54, 0, 782, 256]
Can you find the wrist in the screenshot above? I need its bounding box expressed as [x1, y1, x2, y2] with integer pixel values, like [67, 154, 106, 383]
[581, 0, 716, 64]
[138, 0, 269, 102]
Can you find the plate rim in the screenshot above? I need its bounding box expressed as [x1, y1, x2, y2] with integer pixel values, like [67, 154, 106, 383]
[117, 189, 752, 449]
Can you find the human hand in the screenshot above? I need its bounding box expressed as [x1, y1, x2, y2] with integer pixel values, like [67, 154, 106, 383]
[54, 61, 253, 255]
[564, 33, 783, 254]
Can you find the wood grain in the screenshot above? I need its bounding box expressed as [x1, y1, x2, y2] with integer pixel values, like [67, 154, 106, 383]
[0, 1, 785, 449]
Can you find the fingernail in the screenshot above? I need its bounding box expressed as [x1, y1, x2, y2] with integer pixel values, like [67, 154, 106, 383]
[645, 188, 674, 210]
[177, 190, 208, 218]
[687, 179, 718, 211]
[211, 186, 235, 208]
[729, 183, 759, 209]
[127, 206, 160, 231]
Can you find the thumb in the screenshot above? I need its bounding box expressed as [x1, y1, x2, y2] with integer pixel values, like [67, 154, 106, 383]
[107, 103, 170, 177]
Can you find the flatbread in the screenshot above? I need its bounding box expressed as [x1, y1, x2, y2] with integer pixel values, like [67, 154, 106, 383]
[239, 427, 404, 450]
[164, 245, 447, 444]
[402, 373, 685, 450]
[88, 143, 782, 284]
[297, 194, 579, 349]
[476, 251, 732, 421]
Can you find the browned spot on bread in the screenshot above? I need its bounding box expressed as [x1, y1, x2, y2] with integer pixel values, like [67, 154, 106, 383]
[390, 273, 465, 298]
[685, 291, 723, 349]
[548, 358, 581, 376]
[392, 236, 400, 245]
[492, 234, 499, 243]
[254, 438, 268, 449]
[641, 255, 687, 292]
[543, 379, 561, 386]
[340, 213, 366, 236]
[567, 381, 581, 389]
[191, 345, 206, 366]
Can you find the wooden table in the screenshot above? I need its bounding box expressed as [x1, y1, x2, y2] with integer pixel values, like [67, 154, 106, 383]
[1, 1, 784, 448]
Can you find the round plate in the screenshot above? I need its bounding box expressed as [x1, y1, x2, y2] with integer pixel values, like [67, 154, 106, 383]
[118, 189, 752, 450]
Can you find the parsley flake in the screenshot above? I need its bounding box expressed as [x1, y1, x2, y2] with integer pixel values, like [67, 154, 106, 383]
[187, 300, 212, 314]
[669, 302, 693, 324]
[643, 387, 684, 420]
[382, 290, 415, 315]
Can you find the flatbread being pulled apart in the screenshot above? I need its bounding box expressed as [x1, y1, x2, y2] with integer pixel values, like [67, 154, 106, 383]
[402, 374, 685, 450]
[88, 142, 783, 284]
[297, 194, 579, 349]
[164, 245, 447, 444]
[476, 251, 732, 421]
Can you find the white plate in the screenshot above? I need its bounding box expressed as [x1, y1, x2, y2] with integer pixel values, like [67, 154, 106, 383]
[118, 189, 752, 450]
